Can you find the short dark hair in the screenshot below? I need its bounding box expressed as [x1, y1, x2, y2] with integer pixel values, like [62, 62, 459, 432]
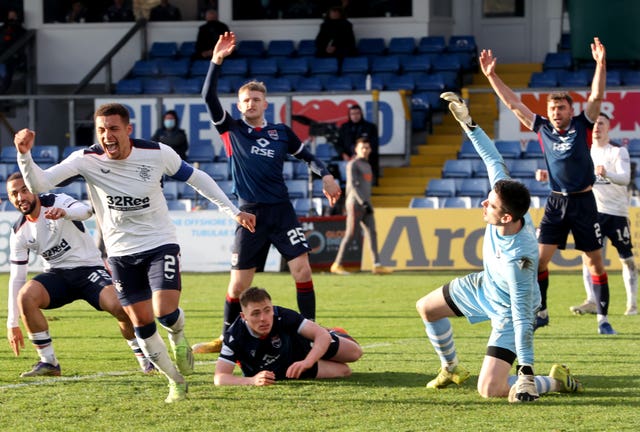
[240, 287, 272, 308]
[94, 103, 130, 123]
[599, 112, 610, 120]
[355, 136, 370, 146]
[348, 104, 362, 113]
[494, 179, 530, 221]
[547, 91, 573, 106]
[6, 172, 23, 182]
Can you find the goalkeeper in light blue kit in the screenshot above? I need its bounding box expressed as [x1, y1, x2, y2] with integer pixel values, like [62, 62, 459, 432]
[415, 93, 584, 402]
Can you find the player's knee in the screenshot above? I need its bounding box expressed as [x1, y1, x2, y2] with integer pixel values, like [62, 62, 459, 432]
[477, 377, 508, 398]
[17, 283, 45, 311]
[415, 296, 430, 318]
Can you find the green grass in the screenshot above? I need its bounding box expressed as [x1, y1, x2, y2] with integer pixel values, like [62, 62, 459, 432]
[1, 271, 639, 431]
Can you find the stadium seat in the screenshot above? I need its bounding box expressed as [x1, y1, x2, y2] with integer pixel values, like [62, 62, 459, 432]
[267, 40, 295, 57]
[187, 144, 216, 163]
[341, 56, 369, 75]
[278, 57, 308, 76]
[286, 179, 308, 199]
[370, 55, 401, 74]
[509, 159, 539, 178]
[324, 76, 353, 91]
[557, 70, 590, 87]
[142, 78, 172, 94]
[131, 59, 160, 77]
[32, 145, 59, 164]
[457, 140, 480, 159]
[543, 52, 572, 70]
[413, 73, 446, 92]
[442, 196, 472, 208]
[606, 70, 621, 86]
[178, 41, 196, 58]
[442, 159, 473, 178]
[471, 159, 488, 178]
[357, 38, 386, 56]
[315, 143, 338, 162]
[0, 146, 18, 163]
[457, 178, 490, 197]
[495, 140, 522, 159]
[162, 181, 179, 200]
[282, 161, 294, 180]
[158, 58, 189, 77]
[54, 182, 83, 200]
[199, 161, 230, 181]
[523, 140, 543, 158]
[409, 196, 439, 208]
[149, 41, 178, 59]
[426, 178, 456, 197]
[190, 60, 211, 76]
[173, 77, 204, 94]
[0, 163, 10, 181]
[417, 36, 446, 54]
[529, 71, 558, 88]
[627, 139, 640, 158]
[401, 54, 431, 74]
[369, 73, 388, 90]
[115, 78, 143, 94]
[236, 40, 265, 57]
[526, 179, 552, 197]
[297, 39, 316, 57]
[309, 57, 339, 75]
[384, 74, 414, 91]
[388, 37, 415, 55]
[166, 199, 188, 211]
[293, 162, 310, 179]
[249, 58, 278, 77]
[447, 35, 477, 54]
[220, 58, 248, 77]
[294, 77, 323, 92]
[266, 77, 293, 92]
[431, 54, 462, 73]
[622, 70, 640, 86]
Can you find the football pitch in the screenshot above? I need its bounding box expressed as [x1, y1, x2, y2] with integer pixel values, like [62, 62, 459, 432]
[1, 271, 639, 431]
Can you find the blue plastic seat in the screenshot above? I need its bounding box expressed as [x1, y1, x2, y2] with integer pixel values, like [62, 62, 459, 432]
[341, 56, 369, 75]
[324, 76, 353, 91]
[402, 54, 431, 73]
[442, 196, 472, 208]
[162, 181, 179, 200]
[622, 70, 640, 86]
[557, 70, 590, 87]
[529, 71, 558, 88]
[431, 54, 462, 73]
[293, 162, 310, 179]
[167, 199, 188, 211]
[457, 178, 490, 197]
[236, 40, 265, 57]
[159, 58, 190, 76]
[173, 77, 204, 94]
[199, 162, 230, 181]
[627, 139, 640, 157]
[178, 41, 196, 58]
[543, 52, 572, 70]
[526, 179, 552, 197]
[115, 78, 143, 94]
[409, 197, 439, 208]
[142, 78, 172, 94]
[266, 77, 293, 92]
[294, 77, 323, 92]
[149, 41, 178, 59]
[187, 144, 216, 163]
[267, 40, 295, 57]
[385, 74, 414, 91]
[309, 57, 339, 75]
[32, 145, 59, 164]
[249, 58, 278, 77]
[278, 57, 308, 76]
[388, 37, 415, 55]
[414, 73, 446, 92]
[220, 58, 248, 76]
[458, 140, 481, 159]
[442, 159, 473, 178]
[286, 179, 308, 199]
[357, 38, 386, 56]
[417, 36, 446, 54]
[509, 159, 539, 178]
[412, 90, 443, 111]
[448, 35, 477, 54]
[315, 143, 338, 162]
[131, 59, 160, 77]
[54, 182, 83, 200]
[297, 39, 316, 57]
[522, 140, 543, 158]
[471, 159, 488, 178]
[495, 140, 522, 159]
[370, 55, 401, 74]
[607, 70, 622, 86]
[426, 178, 456, 197]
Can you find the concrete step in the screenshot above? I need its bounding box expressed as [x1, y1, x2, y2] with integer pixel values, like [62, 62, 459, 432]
[384, 166, 442, 177]
[371, 195, 415, 208]
[379, 176, 429, 187]
[373, 184, 428, 195]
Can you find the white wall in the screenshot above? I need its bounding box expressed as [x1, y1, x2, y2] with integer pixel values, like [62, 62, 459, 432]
[22, 0, 560, 86]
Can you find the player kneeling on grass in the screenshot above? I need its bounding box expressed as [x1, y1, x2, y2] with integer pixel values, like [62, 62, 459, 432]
[415, 93, 584, 402]
[5, 173, 153, 377]
[214, 287, 362, 386]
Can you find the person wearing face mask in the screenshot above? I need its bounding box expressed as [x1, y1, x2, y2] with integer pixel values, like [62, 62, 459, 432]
[151, 110, 189, 161]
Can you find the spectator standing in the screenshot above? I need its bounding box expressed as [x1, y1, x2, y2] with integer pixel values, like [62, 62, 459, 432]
[149, 0, 181, 21]
[0, 9, 26, 93]
[65, 1, 88, 23]
[104, 0, 135, 22]
[337, 104, 380, 185]
[314, 6, 356, 60]
[330, 137, 391, 275]
[193, 8, 229, 61]
[151, 110, 189, 161]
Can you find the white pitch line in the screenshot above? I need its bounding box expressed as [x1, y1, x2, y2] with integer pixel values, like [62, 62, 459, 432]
[1, 342, 395, 390]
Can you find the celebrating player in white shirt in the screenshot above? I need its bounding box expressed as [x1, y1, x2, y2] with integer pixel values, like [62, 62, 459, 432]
[13, 103, 255, 403]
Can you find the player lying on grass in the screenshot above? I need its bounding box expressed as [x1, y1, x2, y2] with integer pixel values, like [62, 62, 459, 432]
[214, 287, 362, 386]
[415, 93, 584, 402]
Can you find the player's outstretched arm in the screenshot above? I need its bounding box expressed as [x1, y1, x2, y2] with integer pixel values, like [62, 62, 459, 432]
[212, 31, 236, 65]
[214, 360, 275, 386]
[586, 37, 606, 122]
